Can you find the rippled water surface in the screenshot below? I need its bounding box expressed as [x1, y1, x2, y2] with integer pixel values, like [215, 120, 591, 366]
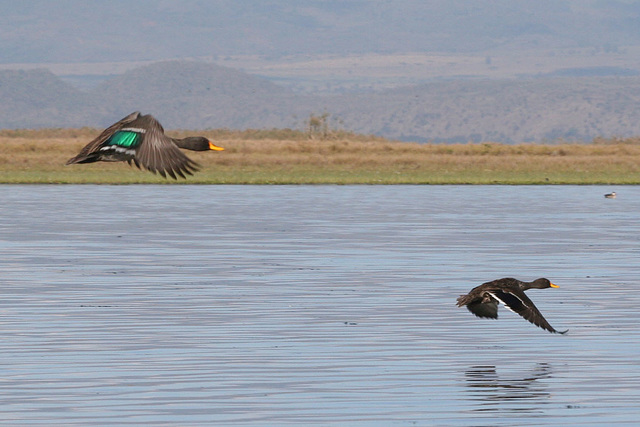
[1, 185, 639, 425]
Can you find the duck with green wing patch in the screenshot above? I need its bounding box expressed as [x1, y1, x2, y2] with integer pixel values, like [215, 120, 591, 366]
[66, 112, 224, 179]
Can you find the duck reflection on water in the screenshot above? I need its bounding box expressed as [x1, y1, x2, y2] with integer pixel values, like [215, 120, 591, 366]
[464, 363, 554, 412]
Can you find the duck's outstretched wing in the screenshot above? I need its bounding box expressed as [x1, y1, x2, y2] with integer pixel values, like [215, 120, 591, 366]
[134, 116, 199, 179]
[457, 293, 499, 319]
[66, 111, 141, 164]
[489, 289, 567, 334]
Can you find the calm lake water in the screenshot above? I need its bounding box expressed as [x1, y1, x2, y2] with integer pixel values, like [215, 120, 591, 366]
[1, 184, 639, 426]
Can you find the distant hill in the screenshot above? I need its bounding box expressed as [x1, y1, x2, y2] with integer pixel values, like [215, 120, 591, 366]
[92, 61, 300, 129]
[3, 61, 640, 143]
[0, 69, 104, 128]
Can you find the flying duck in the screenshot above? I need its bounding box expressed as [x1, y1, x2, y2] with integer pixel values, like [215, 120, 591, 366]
[456, 278, 567, 334]
[66, 112, 224, 179]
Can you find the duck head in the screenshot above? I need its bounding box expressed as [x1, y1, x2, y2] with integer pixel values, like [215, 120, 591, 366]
[175, 136, 224, 152]
[530, 278, 559, 289]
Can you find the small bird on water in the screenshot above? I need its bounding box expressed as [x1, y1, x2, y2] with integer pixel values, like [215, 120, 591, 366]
[456, 278, 567, 334]
[604, 192, 616, 199]
[66, 111, 224, 179]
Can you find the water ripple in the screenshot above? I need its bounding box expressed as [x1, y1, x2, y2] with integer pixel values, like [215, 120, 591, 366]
[1, 185, 639, 425]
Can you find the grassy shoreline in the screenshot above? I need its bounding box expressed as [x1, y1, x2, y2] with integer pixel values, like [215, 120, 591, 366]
[1, 129, 640, 184]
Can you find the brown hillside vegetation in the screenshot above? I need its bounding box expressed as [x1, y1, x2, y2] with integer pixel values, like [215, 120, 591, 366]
[1, 129, 639, 184]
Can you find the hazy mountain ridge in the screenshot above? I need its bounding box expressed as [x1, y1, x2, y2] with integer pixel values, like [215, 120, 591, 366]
[3, 61, 640, 143]
[330, 77, 640, 142]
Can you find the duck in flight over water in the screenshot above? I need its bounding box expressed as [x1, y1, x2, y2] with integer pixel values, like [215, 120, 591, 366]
[66, 111, 224, 179]
[457, 278, 567, 334]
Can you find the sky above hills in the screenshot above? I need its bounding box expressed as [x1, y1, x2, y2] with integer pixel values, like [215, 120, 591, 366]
[3, 0, 640, 63]
[4, 0, 640, 94]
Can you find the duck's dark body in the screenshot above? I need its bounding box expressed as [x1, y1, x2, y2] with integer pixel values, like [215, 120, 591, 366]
[456, 278, 567, 334]
[66, 112, 223, 179]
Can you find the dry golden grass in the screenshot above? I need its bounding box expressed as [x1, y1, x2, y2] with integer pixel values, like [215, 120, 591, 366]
[1, 129, 640, 184]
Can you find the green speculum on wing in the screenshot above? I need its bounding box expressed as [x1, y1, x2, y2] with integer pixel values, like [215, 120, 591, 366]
[107, 131, 142, 148]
